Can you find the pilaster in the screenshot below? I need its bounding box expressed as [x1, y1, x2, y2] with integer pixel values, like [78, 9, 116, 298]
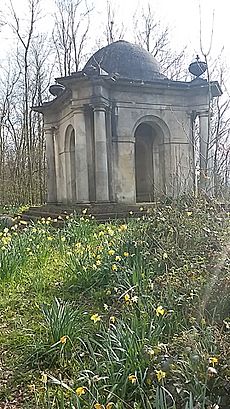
[44, 127, 57, 203]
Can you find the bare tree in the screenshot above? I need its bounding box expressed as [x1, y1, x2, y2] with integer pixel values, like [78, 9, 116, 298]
[0, 62, 20, 203]
[8, 0, 41, 203]
[198, 8, 229, 197]
[133, 2, 187, 80]
[0, 0, 54, 204]
[209, 62, 230, 197]
[105, 0, 125, 45]
[52, 0, 92, 76]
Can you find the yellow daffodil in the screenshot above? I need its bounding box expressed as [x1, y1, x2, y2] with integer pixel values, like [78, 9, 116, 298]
[156, 306, 165, 316]
[110, 316, 116, 323]
[60, 335, 67, 344]
[41, 372, 48, 384]
[108, 249, 115, 255]
[94, 403, 113, 409]
[123, 252, 129, 257]
[2, 237, 11, 245]
[61, 237, 66, 242]
[76, 386, 86, 396]
[128, 374, 137, 384]
[119, 224, 127, 232]
[91, 313, 101, 323]
[94, 404, 103, 409]
[19, 220, 27, 225]
[96, 259, 102, 266]
[28, 383, 36, 392]
[186, 211, 193, 216]
[47, 236, 53, 241]
[112, 264, 117, 271]
[147, 348, 155, 357]
[115, 255, 121, 262]
[156, 370, 166, 382]
[124, 293, 131, 303]
[209, 356, 218, 366]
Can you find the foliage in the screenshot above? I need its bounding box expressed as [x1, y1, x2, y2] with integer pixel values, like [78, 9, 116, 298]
[0, 199, 229, 408]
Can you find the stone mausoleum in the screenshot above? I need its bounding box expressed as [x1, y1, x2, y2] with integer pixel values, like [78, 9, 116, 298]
[34, 40, 221, 204]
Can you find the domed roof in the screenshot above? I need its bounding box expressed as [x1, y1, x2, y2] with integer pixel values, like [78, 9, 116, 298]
[83, 40, 165, 81]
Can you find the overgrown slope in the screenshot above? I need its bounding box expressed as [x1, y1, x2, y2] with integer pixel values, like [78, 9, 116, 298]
[0, 199, 229, 408]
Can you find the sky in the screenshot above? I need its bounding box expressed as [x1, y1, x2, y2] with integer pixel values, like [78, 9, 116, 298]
[1, 0, 230, 78]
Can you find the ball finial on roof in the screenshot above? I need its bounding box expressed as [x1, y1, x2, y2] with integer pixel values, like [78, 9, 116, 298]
[189, 55, 207, 77]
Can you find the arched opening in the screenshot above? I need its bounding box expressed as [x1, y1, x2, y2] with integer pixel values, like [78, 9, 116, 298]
[135, 122, 165, 202]
[64, 125, 76, 203]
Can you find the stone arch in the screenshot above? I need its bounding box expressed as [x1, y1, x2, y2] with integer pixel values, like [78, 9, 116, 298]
[133, 116, 169, 201]
[132, 114, 171, 142]
[64, 124, 76, 202]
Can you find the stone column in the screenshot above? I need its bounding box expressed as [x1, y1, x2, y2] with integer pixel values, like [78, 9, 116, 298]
[114, 137, 136, 203]
[199, 111, 209, 188]
[93, 105, 109, 202]
[44, 127, 57, 203]
[74, 110, 89, 202]
[53, 127, 61, 203]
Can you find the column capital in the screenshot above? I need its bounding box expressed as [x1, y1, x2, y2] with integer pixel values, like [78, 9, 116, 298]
[43, 126, 57, 134]
[198, 110, 209, 118]
[90, 97, 109, 112]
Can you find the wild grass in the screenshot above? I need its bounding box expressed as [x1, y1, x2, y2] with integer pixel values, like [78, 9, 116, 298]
[0, 199, 229, 408]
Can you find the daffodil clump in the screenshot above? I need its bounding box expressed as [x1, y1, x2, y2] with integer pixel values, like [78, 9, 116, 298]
[0, 199, 229, 408]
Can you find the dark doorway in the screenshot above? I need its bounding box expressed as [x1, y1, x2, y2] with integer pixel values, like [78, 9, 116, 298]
[135, 123, 154, 202]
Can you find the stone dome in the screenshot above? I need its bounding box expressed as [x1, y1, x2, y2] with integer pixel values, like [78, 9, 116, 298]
[83, 40, 165, 81]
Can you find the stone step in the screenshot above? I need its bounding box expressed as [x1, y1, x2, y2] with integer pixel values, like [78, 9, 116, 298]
[27, 203, 152, 215]
[16, 204, 152, 225]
